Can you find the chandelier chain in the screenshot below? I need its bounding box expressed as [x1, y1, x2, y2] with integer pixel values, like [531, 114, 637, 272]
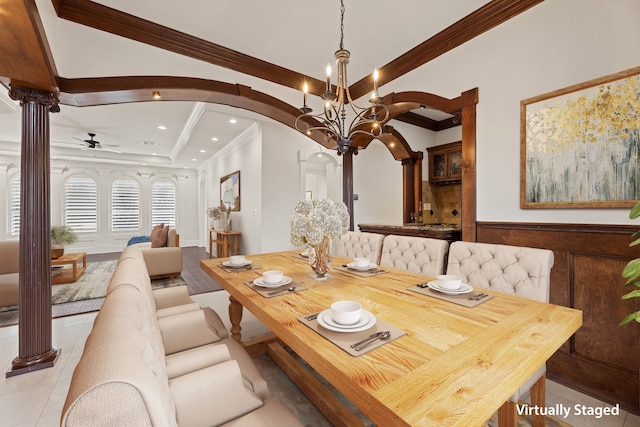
[339, 0, 345, 50]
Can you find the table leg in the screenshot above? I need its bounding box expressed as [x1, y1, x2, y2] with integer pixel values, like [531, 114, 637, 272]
[209, 230, 213, 259]
[82, 254, 86, 268]
[228, 295, 243, 342]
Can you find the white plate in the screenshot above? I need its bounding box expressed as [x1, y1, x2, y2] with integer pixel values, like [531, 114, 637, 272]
[253, 276, 292, 288]
[346, 262, 377, 271]
[317, 309, 376, 332]
[223, 260, 252, 268]
[427, 281, 473, 295]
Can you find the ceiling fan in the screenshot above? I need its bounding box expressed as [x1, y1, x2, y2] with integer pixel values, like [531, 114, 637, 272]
[72, 133, 122, 153]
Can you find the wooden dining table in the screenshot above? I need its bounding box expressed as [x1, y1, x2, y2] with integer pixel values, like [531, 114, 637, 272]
[200, 250, 582, 427]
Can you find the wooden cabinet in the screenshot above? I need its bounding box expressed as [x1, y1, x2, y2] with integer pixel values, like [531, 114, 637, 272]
[427, 141, 462, 183]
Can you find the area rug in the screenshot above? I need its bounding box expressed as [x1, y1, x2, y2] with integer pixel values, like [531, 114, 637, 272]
[0, 260, 186, 315]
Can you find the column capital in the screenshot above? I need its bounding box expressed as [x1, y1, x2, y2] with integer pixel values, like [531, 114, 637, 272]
[9, 86, 60, 113]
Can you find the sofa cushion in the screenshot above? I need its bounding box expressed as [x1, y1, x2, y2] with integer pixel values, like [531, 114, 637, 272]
[0, 240, 19, 275]
[151, 223, 168, 248]
[0, 273, 19, 307]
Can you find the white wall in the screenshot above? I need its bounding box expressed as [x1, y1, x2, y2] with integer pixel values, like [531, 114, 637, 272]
[384, 0, 640, 225]
[352, 142, 403, 226]
[199, 122, 323, 255]
[260, 122, 321, 252]
[200, 124, 263, 255]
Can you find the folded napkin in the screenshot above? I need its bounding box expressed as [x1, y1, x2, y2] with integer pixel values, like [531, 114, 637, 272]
[334, 265, 388, 278]
[218, 263, 262, 273]
[244, 281, 307, 298]
[408, 284, 494, 308]
[299, 312, 405, 357]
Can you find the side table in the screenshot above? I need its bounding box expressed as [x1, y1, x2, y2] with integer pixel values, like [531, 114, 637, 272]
[209, 229, 241, 258]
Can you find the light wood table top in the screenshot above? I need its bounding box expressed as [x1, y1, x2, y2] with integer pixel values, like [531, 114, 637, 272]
[201, 250, 582, 427]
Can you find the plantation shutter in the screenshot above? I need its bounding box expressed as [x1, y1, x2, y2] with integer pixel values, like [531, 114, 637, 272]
[9, 175, 20, 236]
[65, 177, 98, 232]
[151, 180, 176, 227]
[111, 179, 140, 231]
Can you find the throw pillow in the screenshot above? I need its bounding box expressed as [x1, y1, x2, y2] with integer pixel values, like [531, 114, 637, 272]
[161, 225, 170, 247]
[151, 223, 165, 248]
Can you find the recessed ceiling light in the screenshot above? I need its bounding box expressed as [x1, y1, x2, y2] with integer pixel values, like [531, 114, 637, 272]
[229, 119, 237, 124]
[211, 137, 218, 141]
[142, 164, 147, 166]
[200, 149, 206, 153]
[184, 166, 188, 169]
[157, 125, 167, 130]
[192, 158, 197, 161]
[152, 152, 157, 156]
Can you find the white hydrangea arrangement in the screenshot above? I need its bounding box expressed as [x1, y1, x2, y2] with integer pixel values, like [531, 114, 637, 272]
[290, 198, 350, 247]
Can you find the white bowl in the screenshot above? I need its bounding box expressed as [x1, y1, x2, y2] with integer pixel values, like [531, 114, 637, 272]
[262, 270, 284, 284]
[330, 300, 362, 325]
[354, 257, 370, 268]
[229, 255, 247, 265]
[437, 274, 462, 290]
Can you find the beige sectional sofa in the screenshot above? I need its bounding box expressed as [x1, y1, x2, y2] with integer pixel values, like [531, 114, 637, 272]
[0, 240, 19, 308]
[62, 245, 301, 427]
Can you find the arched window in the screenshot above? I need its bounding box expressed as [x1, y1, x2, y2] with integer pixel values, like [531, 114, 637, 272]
[151, 180, 176, 227]
[8, 174, 20, 236]
[111, 178, 140, 231]
[64, 176, 98, 232]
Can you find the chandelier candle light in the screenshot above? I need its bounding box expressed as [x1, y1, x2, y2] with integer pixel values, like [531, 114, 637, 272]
[295, 0, 389, 155]
[290, 199, 350, 278]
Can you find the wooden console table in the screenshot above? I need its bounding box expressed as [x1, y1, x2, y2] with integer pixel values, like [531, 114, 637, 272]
[51, 252, 87, 285]
[208, 229, 241, 258]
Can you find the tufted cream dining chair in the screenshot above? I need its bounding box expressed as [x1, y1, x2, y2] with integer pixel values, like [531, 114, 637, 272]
[446, 241, 554, 427]
[379, 235, 449, 277]
[337, 231, 385, 265]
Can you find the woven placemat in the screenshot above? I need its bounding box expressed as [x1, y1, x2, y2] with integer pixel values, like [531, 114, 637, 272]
[244, 280, 308, 298]
[218, 263, 262, 273]
[334, 265, 389, 278]
[408, 284, 493, 308]
[299, 312, 405, 356]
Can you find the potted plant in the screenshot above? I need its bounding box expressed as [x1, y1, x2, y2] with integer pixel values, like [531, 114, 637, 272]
[620, 200, 640, 326]
[51, 225, 78, 259]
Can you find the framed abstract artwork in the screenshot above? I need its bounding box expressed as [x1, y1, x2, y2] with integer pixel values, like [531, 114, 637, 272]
[521, 66, 640, 208]
[220, 170, 240, 211]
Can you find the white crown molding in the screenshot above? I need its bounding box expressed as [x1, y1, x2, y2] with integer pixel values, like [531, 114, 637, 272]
[170, 102, 206, 163]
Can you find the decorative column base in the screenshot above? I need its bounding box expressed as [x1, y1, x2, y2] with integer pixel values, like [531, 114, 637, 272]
[6, 347, 61, 378]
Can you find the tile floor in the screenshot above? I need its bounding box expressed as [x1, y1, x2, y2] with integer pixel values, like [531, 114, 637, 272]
[1, 290, 638, 427]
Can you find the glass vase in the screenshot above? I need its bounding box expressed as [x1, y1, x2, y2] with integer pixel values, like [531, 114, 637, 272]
[309, 236, 332, 278]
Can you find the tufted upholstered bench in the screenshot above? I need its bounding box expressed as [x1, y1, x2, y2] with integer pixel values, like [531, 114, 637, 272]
[62, 245, 302, 427]
[379, 235, 449, 277]
[337, 231, 384, 264]
[446, 241, 554, 427]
